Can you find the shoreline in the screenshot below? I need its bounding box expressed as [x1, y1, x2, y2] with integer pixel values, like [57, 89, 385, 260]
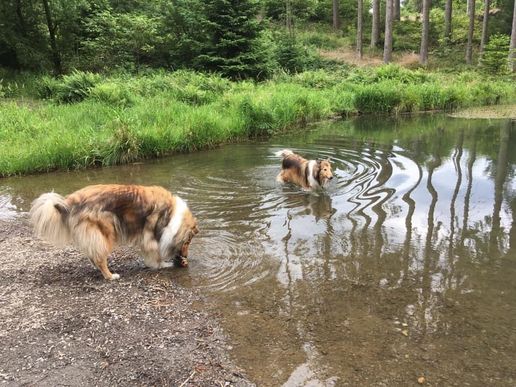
[0, 216, 254, 386]
[448, 103, 516, 119]
[1, 68, 514, 178]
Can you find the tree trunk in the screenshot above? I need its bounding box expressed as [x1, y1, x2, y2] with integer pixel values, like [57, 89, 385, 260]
[420, 0, 431, 65]
[394, 0, 400, 21]
[479, 0, 490, 62]
[383, 0, 393, 63]
[332, 0, 340, 30]
[42, 0, 62, 75]
[466, 0, 476, 64]
[444, 0, 452, 44]
[357, 0, 363, 58]
[286, 0, 293, 37]
[371, 0, 380, 48]
[15, 0, 27, 36]
[510, 0, 516, 72]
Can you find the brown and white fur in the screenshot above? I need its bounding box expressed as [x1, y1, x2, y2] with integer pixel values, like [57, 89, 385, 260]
[275, 149, 333, 190]
[30, 184, 199, 281]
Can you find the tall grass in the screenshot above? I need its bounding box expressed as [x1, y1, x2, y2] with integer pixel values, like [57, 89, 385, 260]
[0, 66, 514, 176]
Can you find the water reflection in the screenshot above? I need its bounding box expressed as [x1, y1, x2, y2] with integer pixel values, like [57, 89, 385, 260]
[1, 116, 515, 385]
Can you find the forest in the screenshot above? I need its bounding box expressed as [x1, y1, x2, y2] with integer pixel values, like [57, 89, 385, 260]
[0, 0, 515, 175]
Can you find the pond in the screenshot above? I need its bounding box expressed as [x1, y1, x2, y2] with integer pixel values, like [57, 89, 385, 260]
[1, 115, 515, 385]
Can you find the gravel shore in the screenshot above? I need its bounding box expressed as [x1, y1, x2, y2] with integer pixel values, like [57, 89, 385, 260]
[0, 216, 253, 386]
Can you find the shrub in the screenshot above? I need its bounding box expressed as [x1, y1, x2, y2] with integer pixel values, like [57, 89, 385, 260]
[275, 35, 313, 74]
[237, 95, 276, 136]
[480, 34, 510, 74]
[354, 82, 403, 113]
[103, 117, 141, 165]
[37, 71, 101, 103]
[374, 64, 433, 84]
[90, 82, 134, 107]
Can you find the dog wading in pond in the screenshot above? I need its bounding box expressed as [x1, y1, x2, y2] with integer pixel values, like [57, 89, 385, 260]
[30, 184, 199, 280]
[275, 149, 333, 190]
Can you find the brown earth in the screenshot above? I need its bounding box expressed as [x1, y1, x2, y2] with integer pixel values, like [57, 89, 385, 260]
[0, 216, 253, 387]
[448, 104, 516, 119]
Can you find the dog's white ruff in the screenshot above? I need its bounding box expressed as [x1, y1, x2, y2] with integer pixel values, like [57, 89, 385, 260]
[307, 160, 319, 189]
[159, 196, 187, 258]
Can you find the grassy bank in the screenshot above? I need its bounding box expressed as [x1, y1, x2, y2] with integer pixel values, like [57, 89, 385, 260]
[1, 66, 515, 176]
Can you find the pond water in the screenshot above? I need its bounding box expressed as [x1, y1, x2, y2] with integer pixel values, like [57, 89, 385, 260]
[1, 115, 516, 385]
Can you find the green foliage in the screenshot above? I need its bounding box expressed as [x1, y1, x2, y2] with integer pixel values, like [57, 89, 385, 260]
[103, 117, 141, 165]
[37, 71, 101, 103]
[354, 82, 403, 113]
[195, 0, 273, 79]
[374, 64, 433, 84]
[480, 34, 510, 75]
[1, 69, 515, 176]
[90, 82, 134, 107]
[275, 35, 315, 73]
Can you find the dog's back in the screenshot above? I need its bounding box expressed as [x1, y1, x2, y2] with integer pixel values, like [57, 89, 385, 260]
[275, 149, 334, 190]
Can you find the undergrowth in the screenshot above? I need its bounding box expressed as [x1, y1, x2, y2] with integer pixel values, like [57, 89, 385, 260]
[0, 66, 514, 176]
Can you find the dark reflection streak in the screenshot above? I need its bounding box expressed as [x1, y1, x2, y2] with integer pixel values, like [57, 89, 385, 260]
[461, 133, 477, 248]
[419, 137, 442, 335]
[322, 210, 334, 282]
[448, 130, 464, 286]
[490, 123, 510, 256]
[372, 149, 394, 260]
[402, 160, 423, 281]
[282, 212, 295, 317]
[510, 197, 516, 252]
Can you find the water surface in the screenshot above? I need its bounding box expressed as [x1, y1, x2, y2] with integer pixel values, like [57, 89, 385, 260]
[2, 115, 515, 385]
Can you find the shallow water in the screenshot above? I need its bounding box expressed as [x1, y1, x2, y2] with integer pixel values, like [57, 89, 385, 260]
[2, 115, 516, 385]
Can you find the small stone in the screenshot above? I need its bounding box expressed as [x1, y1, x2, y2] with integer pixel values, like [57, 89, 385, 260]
[401, 330, 409, 337]
[417, 376, 425, 384]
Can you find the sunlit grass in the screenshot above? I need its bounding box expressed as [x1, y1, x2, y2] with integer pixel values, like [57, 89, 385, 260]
[0, 67, 514, 176]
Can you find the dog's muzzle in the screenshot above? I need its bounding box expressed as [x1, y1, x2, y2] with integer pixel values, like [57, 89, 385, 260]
[174, 255, 189, 267]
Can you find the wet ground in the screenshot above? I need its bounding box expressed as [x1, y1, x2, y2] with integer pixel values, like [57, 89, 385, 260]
[1, 115, 516, 386]
[0, 218, 252, 386]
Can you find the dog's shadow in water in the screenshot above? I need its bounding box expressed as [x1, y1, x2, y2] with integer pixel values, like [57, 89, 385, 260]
[283, 189, 336, 221]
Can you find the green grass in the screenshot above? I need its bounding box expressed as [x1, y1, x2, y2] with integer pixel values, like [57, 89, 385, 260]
[0, 67, 514, 176]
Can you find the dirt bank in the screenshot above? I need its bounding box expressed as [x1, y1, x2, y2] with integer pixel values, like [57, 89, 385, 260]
[0, 216, 253, 386]
[449, 104, 516, 119]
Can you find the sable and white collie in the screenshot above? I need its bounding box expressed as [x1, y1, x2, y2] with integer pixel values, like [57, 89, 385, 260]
[275, 149, 333, 190]
[30, 184, 199, 281]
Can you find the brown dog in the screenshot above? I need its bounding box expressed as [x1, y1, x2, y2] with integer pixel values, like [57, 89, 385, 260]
[275, 149, 333, 190]
[30, 184, 199, 280]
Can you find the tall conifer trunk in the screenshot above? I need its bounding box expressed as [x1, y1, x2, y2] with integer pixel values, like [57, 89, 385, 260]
[383, 0, 393, 63]
[357, 0, 363, 58]
[479, 0, 490, 61]
[444, 0, 453, 44]
[420, 0, 431, 65]
[371, 0, 380, 48]
[466, 0, 476, 64]
[511, 0, 516, 72]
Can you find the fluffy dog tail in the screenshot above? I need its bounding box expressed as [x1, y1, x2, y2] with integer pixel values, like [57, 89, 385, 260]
[274, 149, 294, 159]
[30, 192, 72, 247]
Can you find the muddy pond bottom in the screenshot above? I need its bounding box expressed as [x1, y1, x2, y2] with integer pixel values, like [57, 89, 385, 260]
[2, 115, 516, 385]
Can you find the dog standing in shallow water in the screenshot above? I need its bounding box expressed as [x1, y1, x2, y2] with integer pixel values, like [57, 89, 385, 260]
[30, 184, 199, 280]
[275, 149, 333, 190]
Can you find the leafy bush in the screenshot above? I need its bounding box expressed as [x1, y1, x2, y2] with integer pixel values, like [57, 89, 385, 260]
[37, 71, 101, 103]
[354, 82, 403, 113]
[275, 35, 314, 74]
[103, 117, 141, 165]
[374, 64, 433, 84]
[90, 82, 134, 107]
[480, 34, 510, 74]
